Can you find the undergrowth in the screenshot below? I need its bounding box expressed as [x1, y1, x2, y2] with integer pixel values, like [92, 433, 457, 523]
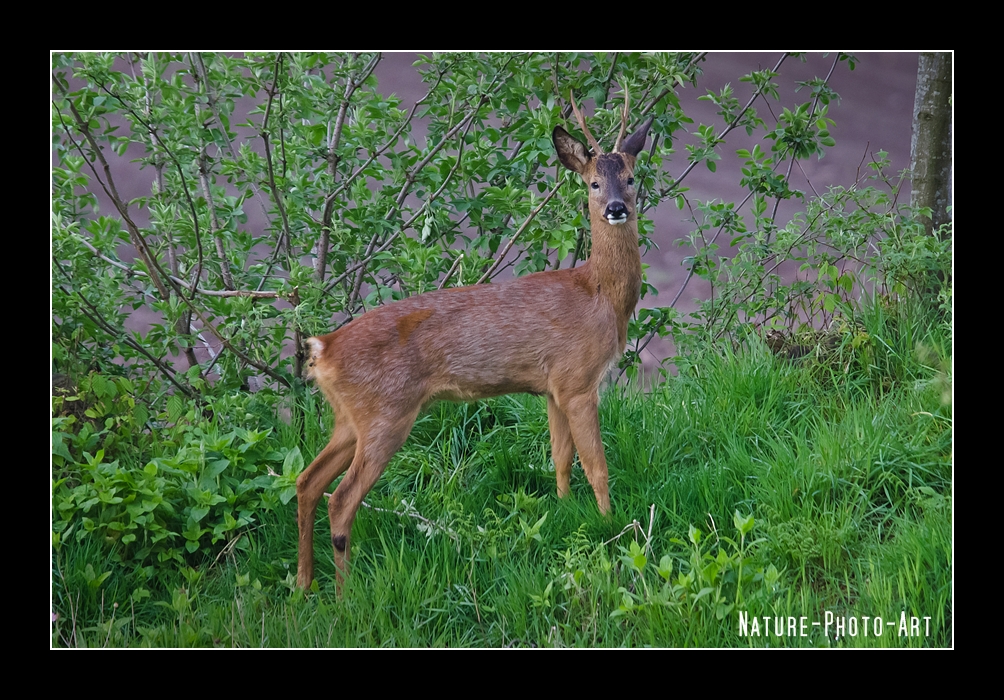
[51, 295, 952, 647]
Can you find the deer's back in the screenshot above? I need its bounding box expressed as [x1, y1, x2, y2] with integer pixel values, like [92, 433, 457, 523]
[309, 267, 622, 408]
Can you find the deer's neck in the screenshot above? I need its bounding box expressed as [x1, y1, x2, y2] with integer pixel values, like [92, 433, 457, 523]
[584, 218, 642, 348]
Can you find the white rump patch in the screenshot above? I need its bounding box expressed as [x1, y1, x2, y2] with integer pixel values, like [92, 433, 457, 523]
[305, 337, 325, 380]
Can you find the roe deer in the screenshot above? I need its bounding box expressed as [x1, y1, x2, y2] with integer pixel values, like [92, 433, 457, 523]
[296, 97, 654, 590]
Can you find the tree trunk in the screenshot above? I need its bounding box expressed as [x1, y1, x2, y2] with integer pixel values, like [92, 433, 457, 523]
[910, 53, 952, 236]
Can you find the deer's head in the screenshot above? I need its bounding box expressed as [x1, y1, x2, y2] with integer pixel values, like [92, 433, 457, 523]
[552, 92, 653, 227]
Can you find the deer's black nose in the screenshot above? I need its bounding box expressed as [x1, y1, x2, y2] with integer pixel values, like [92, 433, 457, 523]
[605, 201, 627, 220]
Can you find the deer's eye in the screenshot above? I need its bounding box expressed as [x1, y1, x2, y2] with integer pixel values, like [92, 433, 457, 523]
[591, 182, 599, 190]
[627, 177, 635, 186]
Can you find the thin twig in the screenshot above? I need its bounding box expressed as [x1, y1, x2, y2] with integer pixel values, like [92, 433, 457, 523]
[637, 52, 708, 120]
[171, 285, 282, 299]
[438, 252, 464, 289]
[72, 233, 283, 299]
[671, 187, 758, 309]
[795, 158, 822, 199]
[602, 52, 621, 106]
[345, 92, 493, 307]
[602, 520, 643, 547]
[352, 498, 460, 543]
[391, 94, 491, 217]
[131, 53, 179, 278]
[64, 68, 205, 366]
[316, 53, 382, 282]
[323, 228, 405, 296]
[190, 52, 235, 290]
[767, 53, 840, 235]
[61, 140, 291, 392]
[710, 206, 830, 340]
[645, 503, 655, 558]
[639, 53, 802, 344]
[209, 530, 256, 571]
[261, 53, 294, 258]
[400, 109, 476, 233]
[182, 295, 292, 388]
[323, 63, 451, 208]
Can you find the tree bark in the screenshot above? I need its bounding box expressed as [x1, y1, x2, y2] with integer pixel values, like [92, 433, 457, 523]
[910, 53, 952, 236]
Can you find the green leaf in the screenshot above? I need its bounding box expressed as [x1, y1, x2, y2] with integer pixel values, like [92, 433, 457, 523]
[282, 447, 304, 477]
[190, 506, 210, 522]
[657, 555, 673, 581]
[733, 510, 754, 535]
[167, 394, 184, 423]
[206, 459, 230, 479]
[52, 433, 73, 462]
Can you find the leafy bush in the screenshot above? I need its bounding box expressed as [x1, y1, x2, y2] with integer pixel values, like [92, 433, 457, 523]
[53, 389, 286, 575]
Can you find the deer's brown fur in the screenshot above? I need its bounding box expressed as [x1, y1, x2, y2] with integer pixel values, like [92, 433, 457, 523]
[296, 108, 654, 591]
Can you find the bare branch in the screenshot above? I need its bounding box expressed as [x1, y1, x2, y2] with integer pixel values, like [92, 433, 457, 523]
[316, 53, 382, 282]
[189, 53, 236, 290]
[438, 252, 464, 290]
[602, 52, 620, 105]
[74, 233, 283, 299]
[261, 53, 294, 258]
[356, 499, 459, 544]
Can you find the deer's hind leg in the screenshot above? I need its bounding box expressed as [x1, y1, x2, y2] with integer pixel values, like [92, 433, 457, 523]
[327, 404, 422, 590]
[296, 418, 356, 590]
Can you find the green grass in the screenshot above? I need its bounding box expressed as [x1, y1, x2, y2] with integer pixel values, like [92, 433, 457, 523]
[51, 307, 952, 647]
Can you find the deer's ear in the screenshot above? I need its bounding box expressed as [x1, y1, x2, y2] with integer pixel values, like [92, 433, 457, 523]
[553, 126, 591, 175]
[619, 117, 654, 158]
